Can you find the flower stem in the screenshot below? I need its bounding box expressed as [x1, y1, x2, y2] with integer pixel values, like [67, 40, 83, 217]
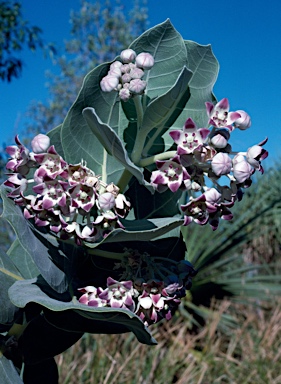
[139, 151, 176, 167]
[130, 95, 146, 164]
[117, 168, 133, 193]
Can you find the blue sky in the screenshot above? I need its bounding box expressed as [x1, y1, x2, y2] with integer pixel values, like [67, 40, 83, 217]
[1, 0, 281, 166]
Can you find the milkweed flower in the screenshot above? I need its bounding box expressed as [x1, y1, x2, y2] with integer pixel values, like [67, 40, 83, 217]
[205, 98, 241, 130]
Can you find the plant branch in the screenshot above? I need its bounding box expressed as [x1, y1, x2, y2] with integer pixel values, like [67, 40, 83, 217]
[139, 151, 176, 167]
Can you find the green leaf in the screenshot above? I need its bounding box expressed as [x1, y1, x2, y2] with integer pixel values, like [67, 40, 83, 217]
[84, 217, 184, 248]
[141, 67, 192, 135]
[0, 249, 23, 325]
[82, 107, 154, 192]
[0, 354, 23, 384]
[140, 67, 192, 156]
[162, 41, 219, 149]
[0, 185, 67, 293]
[9, 279, 157, 345]
[130, 19, 187, 100]
[7, 239, 39, 280]
[125, 177, 182, 219]
[60, 62, 125, 185]
[184, 40, 218, 126]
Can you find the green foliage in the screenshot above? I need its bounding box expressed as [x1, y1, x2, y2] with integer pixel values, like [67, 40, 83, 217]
[0, 0, 55, 82]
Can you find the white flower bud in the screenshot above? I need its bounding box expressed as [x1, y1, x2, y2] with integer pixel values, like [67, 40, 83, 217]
[135, 52, 154, 69]
[120, 49, 136, 63]
[211, 152, 232, 176]
[108, 67, 122, 78]
[31, 134, 50, 153]
[234, 110, 251, 130]
[119, 88, 131, 102]
[121, 73, 132, 83]
[98, 192, 116, 211]
[110, 61, 122, 70]
[100, 75, 119, 92]
[128, 79, 147, 94]
[130, 67, 144, 79]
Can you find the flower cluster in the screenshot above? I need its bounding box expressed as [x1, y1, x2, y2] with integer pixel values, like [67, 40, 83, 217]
[100, 48, 154, 101]
[78, 249, 197, 326]
[4, 134, 131, 244]
[150, 98, 268, 230]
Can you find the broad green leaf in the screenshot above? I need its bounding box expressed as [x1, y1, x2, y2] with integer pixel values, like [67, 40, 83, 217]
[9, 279, 157, 345]
[7, 239, 39, 280]
[183, 40, 219, 126]
[61, 62, 125, 185]
[47, 124, 64, 158]
[84, 217, 184, 248]
[140, 66, 192, 156]
[0, 249, 22, 325]
[141, 67, 192, 136]
[125, 177, 182, 219]
[162, 41, 219, 149]
[130, 19, 187, 100]
[82, 107, 154, 192]
[0, 185, 67, 293]
[0, 354, 23, 384]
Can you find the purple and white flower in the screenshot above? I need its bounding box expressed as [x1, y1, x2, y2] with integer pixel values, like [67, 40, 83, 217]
[205, 98, 241, 130]
[150, 155, 190, 192]
[170, 118, 210, 155]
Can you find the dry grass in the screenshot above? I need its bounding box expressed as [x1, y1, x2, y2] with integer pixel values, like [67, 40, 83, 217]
[55, 298, 281, 384]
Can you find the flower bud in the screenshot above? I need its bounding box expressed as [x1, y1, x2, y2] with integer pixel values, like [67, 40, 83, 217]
[108, 67, 122, 78]
[130, 67, 144, 79]
[211, 152, 232, 176]
[135, 52, 154, 69]
[119, 88, 131, 102]
[233, 155, 253, 183]
[120, 49, 136, 63]
[234, 110, 251, 130]
[209, 129, 230, 148]
[128, 79, 147, 94]
[110, 61, 122, 70]
[100, 75, 119, 92]
[31, 134, 50, 153]
[98, 192, 116, 211]
[121, 73, 132, 83]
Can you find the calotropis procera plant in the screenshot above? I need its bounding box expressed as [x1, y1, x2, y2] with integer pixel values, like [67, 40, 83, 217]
[0, 20, 268, 383]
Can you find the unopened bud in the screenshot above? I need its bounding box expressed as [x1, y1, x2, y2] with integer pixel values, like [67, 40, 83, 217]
[211, 152, 232, 176]
[209, 129, 230, 148]
[234, 110, 251, 130]
[119, 88, 131, 102]
[130, 67, 144, 79]
[120, 49, 136, 63]
[100, 75, 119, 92]
[128, 79, 147, 94]
[233, 155, 253, 183]
[98, 192, 116, 211]
[31, 134, 50, 153]
[135, 52, 154, 69]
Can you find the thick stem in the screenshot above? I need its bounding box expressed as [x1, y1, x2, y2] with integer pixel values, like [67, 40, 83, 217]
[117, 168, 133, 193]
[130, 95, 146, 164]
[139, 150, 176, 167]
